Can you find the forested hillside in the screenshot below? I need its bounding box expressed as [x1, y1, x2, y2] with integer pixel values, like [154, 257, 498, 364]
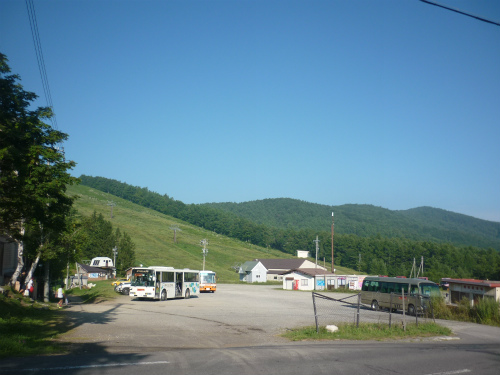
[67, 184, 346, 282]
[204, 199, 500, 250]
[79, 175, 500, 282]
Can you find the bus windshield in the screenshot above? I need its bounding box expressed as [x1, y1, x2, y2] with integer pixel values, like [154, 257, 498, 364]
[420, 283, 440, 297]
[201, 272, 216, 284]
[131, 269, 155, 287]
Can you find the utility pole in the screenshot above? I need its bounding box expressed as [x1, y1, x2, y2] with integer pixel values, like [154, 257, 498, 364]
[313, 236, 320, 269]
[417, 256, 424, 278]
[170, 226, 181, 243]
[107, 201, 116, 219]
[112, 246, 118, 277]
[200, 239, 208, 271]
[331, 212, 335, 273]
[410, 257, 425, 279]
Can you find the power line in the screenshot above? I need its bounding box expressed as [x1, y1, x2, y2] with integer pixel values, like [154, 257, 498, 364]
[25, 0, 58, 129]
[420, 0, 500, 27]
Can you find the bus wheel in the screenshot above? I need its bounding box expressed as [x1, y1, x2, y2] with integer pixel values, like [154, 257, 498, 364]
[185, 288, 191, 299]
[161, 290, 166, 301]
[371, 300, 379, 311]
[408, 304, 416, 316]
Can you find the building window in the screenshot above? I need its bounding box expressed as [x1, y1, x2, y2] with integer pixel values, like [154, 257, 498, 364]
[301, 279, 308, 286]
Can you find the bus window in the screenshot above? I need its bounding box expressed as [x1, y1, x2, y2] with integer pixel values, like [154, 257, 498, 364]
[394, 283, 409, 294]
[185, 272, 199, 282]
[369, 281, 379, 292]
[362, 280, 370, 291]
[161, 272, 175, 282]
[386, 282, 396, 294]
[201, 273, 215, 284]
[410, 285, 419, 295]
[420, 283, 440, 297]
[380, 282, 388, 293]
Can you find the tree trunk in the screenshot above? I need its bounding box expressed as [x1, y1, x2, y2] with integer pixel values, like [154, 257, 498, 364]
[43, 260, 50, 302]
[25, 252, 41, 285]
[8, 227, 25, 287]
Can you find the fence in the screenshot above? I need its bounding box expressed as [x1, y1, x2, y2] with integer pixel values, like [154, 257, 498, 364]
[312, 292, 435, 333]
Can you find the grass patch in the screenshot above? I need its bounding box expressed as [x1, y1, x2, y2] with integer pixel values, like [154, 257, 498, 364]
[0, 292, 68, 358]
[65, 279, 118, 303]
[282, 322, 452, 341]
[0, 281, 120, 358]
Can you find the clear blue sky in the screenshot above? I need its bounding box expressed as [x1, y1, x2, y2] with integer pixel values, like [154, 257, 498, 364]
[2, 0, 499, 222]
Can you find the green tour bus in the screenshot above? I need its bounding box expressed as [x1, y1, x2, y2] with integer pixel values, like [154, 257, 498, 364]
[361, 276, 441, 315]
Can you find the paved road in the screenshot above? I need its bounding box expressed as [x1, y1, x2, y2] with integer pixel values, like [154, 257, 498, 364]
[1, 284, 499, 374]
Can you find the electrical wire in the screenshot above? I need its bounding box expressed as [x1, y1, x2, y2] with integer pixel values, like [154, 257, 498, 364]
[420, 0, 500, 27]
[25, 0, 58, 130]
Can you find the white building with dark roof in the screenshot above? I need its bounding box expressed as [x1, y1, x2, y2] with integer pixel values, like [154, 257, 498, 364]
[238, 260, 267, 283]
[281, 268, 336, 291]
[257, 258, 326, 282]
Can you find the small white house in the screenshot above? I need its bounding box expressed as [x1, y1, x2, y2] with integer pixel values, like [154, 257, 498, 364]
[296, 250, 309, 258]
[90, 257, 114, 268]
[239, 261, 267, 283]
[282, 270, 366, 291]
[282, 268, 336, 291]
[258, 258, 326, 282]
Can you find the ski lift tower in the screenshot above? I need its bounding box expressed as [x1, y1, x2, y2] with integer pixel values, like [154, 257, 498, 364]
[200, 239, 209, 271]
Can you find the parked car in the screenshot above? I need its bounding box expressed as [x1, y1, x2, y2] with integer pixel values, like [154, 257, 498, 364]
[111, 278, 129, 287]
[116, 281, 131, 295]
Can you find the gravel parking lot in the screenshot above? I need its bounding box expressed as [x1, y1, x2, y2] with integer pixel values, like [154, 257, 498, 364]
[60, 284, 458, 353]
[61, 284, 328, 352]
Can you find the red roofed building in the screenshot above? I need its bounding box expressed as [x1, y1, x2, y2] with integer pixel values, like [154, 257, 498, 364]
[441, 278, 500, 306]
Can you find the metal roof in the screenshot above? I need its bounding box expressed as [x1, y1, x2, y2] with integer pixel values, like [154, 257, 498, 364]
[239, 260, 263, 272]
[442, 278, 500, 288]
[282, 268, 336, 277]
[257, 258, 311, 270]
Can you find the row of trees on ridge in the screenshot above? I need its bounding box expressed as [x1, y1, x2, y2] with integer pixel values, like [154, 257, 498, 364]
[79, 175, 500, 283]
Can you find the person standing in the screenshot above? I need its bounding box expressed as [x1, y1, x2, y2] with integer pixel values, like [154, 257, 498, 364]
[57, 285, 65, 308]
[27, 278, 34, 300]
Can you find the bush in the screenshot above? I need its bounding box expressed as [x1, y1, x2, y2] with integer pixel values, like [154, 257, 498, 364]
[431, 296, 453, 320]
[433, 296, 500, 327]
[472, 298, 500, 326]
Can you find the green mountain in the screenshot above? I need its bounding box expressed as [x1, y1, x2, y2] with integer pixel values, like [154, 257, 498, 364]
[67, 184, 357, 282]
[204, 199, 500, 251]
[76, 176, 500, 281]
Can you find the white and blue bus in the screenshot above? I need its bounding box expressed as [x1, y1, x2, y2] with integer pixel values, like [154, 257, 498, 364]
[129, 266, 200, 300]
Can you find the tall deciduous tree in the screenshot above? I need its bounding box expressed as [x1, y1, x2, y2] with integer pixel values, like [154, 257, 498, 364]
[0, 52, 78, 287]
[115, 229, 135, 275]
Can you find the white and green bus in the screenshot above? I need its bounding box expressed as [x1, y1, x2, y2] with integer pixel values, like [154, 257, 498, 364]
[129, 266, 200, 301]
[361, 276, 440, 315]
